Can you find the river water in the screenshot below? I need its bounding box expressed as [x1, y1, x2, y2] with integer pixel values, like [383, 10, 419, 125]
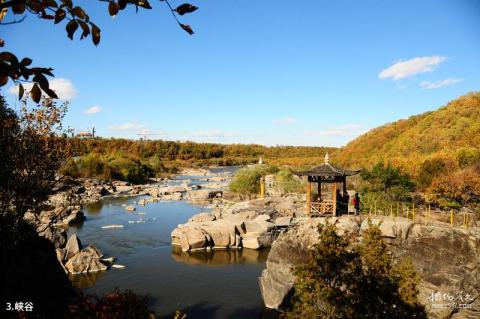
[67, 170, 276, 318]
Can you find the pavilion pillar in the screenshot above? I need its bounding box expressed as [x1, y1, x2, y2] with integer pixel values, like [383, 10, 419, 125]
[317, 181, 322, 201]
[306, 181, 312, 217]
[332, 182, 337, 216]
[343, 177, 347, 194]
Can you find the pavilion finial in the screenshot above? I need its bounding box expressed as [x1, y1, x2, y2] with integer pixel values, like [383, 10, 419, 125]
[324, 152, 330, 164]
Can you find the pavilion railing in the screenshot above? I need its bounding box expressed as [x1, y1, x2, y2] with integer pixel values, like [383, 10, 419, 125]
[311, 200, 334, 216]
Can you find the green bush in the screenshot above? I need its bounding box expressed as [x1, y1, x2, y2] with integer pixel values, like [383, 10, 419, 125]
[78, 153, 106, 177]
[417, 158, 447, 189]
[229, 165, 279, 195]
[108, 158, 153, 184]
[274, 168, 303, 194]
[456, 146, 480, 168]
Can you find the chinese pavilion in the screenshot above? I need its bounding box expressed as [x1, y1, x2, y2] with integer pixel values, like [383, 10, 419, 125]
[295, 153, 360, 216]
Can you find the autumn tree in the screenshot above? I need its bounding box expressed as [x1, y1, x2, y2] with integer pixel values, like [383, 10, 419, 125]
[0, 95, 70, 224]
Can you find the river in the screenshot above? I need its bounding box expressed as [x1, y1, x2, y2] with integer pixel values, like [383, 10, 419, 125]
[67, 170, 276, 318]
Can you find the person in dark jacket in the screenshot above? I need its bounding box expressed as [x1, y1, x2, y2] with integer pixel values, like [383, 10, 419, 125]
[352, 193, 360, 215]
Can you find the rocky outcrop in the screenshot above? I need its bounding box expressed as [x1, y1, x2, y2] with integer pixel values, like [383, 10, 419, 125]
[64, 245, 107, 275]
[55, 234, 110, 275]
[171, 197, 301, 252]
[259, 216, 480, 319]
[36, 223, 67, 248]
[185, 189, 223, 202]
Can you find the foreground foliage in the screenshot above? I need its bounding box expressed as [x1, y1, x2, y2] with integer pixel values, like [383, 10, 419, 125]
[0, 95, 69, 225]
[67, 288, 155, 319]
[284, 221, 426, 319]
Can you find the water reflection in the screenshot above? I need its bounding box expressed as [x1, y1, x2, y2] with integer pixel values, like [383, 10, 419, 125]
[70, 271, 106, 289]
[171, 246, 270, 267]
[84, 201, 104, 215]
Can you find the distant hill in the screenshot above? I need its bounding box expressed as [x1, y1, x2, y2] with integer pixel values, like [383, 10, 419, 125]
[335, 92, 480, 177]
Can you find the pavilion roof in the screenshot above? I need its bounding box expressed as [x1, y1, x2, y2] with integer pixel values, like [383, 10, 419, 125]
[295, 153, 361, 177]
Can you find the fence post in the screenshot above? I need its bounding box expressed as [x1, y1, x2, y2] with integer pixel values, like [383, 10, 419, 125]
[412, 203, 415, 221]
[450, 209, 454, 227]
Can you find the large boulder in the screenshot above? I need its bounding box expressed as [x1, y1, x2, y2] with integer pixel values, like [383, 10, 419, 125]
[186, 189, 223, 201]
[188, 212, 216, 223]
[242, 232, 275, 249]
[259, 216, 480, 318]
[55, 209, 85, 227]
[64, 234, 82, 261]
[64, 244, 107, 275]
[171, 219, 241, 251]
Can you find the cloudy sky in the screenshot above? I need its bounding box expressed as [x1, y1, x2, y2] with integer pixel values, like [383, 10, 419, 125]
[3, 0, 480, 146]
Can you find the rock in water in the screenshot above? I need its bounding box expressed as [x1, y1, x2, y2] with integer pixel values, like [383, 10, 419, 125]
[125, 205, 136, 212]
[111, 264, 126, 269]
[101, 224, 124, 229]
[64, 234, 82, 261]
[64, 244, 107, 275]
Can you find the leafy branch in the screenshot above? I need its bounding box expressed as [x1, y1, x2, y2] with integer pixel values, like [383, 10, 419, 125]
[0, 0, 198, 101]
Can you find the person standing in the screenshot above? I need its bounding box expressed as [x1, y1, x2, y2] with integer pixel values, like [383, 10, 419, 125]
[352, 193, 361, 215]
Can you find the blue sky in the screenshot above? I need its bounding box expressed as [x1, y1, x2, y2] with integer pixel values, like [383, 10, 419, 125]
[3, 0, 480, 146]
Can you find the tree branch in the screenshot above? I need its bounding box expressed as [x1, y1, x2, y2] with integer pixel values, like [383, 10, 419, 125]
[0, 15, 26, 25]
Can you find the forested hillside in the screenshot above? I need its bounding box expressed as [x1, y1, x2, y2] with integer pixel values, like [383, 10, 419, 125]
[64, 138, 334, 182]
[335, 92, 480, 208]
[337, 92, 480, 175]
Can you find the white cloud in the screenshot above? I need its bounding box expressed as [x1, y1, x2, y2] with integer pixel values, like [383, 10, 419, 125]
[305, 124, 364, 137]
[378, 56, 447, 81]
[273, 117, 297, 125]
[85, 106, 102, 115]
[190, 130, 237, 139]
[8, 78, 77, 101]
[109, 120, 146, 131]
[419, 78, 464, 89]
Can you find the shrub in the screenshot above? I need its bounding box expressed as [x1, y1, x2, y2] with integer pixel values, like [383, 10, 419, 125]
[78, 153, 106, 177]
[229, 165, 279, 195]
[417, 158, 448, 189]
[67, 288, 155, 318]
[284, 221, 426, 319]
[274, 168, 303, 194]
[426, 166, 480, 209]
[108, 158, 153, 184]
[456, 146, 480, 168]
